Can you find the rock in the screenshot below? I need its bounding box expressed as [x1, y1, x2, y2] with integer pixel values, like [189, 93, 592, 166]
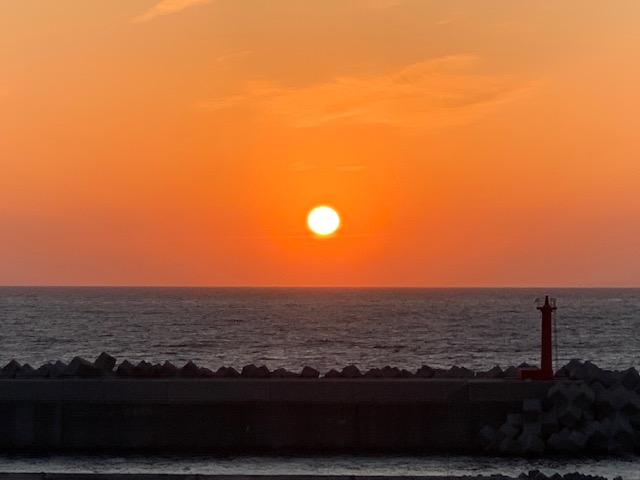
[548, 382, 571, 406]
[94, 352, 116, 373]
[565, 359, 587, 380]
[131, 361, 153, 377]
[1, 360, 22, 378]
[498, 436, 519, 455]
[593, 368, 617, 388]
[556, 402, 583, 429]
[15, 363, 37, 378]
[340, 365, 362, 378]
[219, 366, 240, 378]
[271, 368, 298, 378]
[116, 360, 135, 377]
[324, 369, 340, 378]
[63, 356, 104, 378]
[181, 360, 202, 378]
[498, 414, 522, 439]
[522, 399, 542, 422]
[34, 363, 53, 378]
[48, 361, 68, 378]
[364, 368, 381, 378]
[519, 434, 545, 456]
[503, 366, 518, 378]
[572, 382, 596, 409]
[158, 361, 178, 377]
[546, 428, 572, 454]
[240, 364, 270, 378]
[300, 366, 319, 378]
[582, 419, 609, 453]
[541, 411, 559, 436]
[432, 368, 448, 378]
[414, 365, 434, 378]
[567, 430, 589, 451]
[380, 366, 403, 378]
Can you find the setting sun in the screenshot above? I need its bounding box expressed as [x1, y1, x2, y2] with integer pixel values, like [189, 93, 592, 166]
[307, 206, 340, 236]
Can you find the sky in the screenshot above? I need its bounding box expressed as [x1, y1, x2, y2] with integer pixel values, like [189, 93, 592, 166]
[1, 1, 640, 287]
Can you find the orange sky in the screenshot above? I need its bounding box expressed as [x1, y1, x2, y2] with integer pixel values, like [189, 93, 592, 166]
[2, 1, 640, 287]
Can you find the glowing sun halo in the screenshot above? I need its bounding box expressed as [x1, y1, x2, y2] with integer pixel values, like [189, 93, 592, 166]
[307, 206, 340, 236]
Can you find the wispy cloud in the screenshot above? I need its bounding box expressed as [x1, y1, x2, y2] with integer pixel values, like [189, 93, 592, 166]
[335, 165, 367, 172]
[215, 50, 252, 63]
[355, 0, 404, 10]
[132, 0, 213, 23]
[198, 55, 536, 130]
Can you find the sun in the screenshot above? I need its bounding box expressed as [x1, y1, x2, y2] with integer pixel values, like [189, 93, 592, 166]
[307, 206, 340, 236]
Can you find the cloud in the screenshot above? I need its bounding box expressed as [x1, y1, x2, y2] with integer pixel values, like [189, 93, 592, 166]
[132, 0, 213, 23]
[199, 55, 536, 130]
[355, 0, 404, 10]
[335, 165, 367, 172]
[215, 50, 252, 63]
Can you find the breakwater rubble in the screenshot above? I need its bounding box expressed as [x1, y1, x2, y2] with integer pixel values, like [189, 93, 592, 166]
[0, 474, 624, 480]
[0, 353, 529, 379]
[477, 359, 640, 456]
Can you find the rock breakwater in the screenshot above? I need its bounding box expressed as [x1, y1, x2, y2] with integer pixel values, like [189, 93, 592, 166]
[478, 359, 640, 456]
[0, 353, 539, 380]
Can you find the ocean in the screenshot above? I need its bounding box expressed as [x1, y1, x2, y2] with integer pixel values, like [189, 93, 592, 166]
[0, 287, 639, 477]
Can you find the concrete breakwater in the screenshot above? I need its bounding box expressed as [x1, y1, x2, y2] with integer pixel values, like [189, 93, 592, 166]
[0, 355, 639, 456]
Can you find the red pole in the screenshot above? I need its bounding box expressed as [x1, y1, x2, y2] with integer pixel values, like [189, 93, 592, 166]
[538, 295, 556, 379]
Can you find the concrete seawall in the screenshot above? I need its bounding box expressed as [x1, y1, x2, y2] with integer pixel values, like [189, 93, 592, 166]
[0, 379, 551, 452]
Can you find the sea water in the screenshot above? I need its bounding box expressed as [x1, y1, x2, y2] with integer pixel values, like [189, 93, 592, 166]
[0, 287, 639, 477]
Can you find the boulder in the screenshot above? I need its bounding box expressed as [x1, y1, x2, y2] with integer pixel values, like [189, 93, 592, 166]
[180, 360, 202, 378]
[48, 361, 68, 378]
[572, 382, 596, 409]
[271, 368, 298, 378]
[300, 366, 319, 378]
[94, 352, 116, 373]
[340, 365, 362, 378]
[116, 360, 135, 377]
[541, 411, 559, 437]
[1, 360, 22, 378]
[503, 366, 518, 378]
[380, 366, 403, 378]
[546, 428, 572, 454]
[158, 361, 179, 377]
[63, 356, 104, 378]
[364, 368, 381, 378]
[556, 402, 582, 429]
[218, 366, 240, 378]
[518, 432, 545, 456]
[414, 365, 434, 378]
[34, 363, 53, 378]
[522, 399, 542, 422]
[324, 369, 341, 378]
[15, 363, 37, 379]
[128, 360, 153, 377]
